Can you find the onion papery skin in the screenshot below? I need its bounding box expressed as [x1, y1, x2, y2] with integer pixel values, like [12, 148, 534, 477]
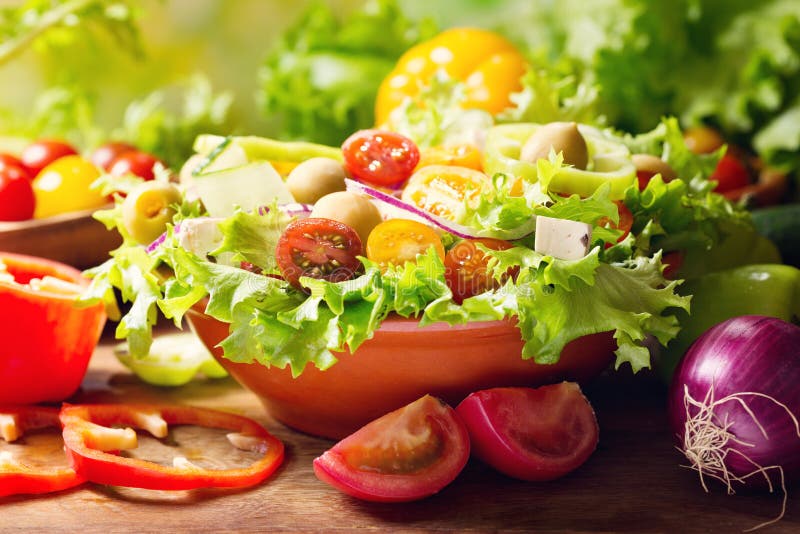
[668, 315, 800, 487]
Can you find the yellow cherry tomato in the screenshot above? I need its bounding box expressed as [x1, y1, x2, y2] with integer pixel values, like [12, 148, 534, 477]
[401, 165, 492, 222]
[366, 219, 445, 270]
[375, 28, 528, 126]
[32, 155, 106, 218]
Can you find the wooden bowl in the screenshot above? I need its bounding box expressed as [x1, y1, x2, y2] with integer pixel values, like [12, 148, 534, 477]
[186, 303, 616, 439]
[0, 207, 121, 270]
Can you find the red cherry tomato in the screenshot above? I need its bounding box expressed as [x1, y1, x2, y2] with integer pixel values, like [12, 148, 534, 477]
[0, 154, 32, 180]
[90, 141, 138, 171]
[275, 217, 363, 289]
[20, 139, 78, 177]
[109, 151, 162, 181]
[456, 383, 599, 481]
[313, 394, 470, 502]
[710, 153, 751, 193]
[444, 238, 517, 304]
[0, 166, 36, 221]
[342, 129, 420, 187]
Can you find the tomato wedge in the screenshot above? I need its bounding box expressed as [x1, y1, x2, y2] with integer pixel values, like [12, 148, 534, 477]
[59, 404, 284, 490]
[1, 406, 85, 497]
[456, 383, 599, 481]
[313, 395, 470, 502]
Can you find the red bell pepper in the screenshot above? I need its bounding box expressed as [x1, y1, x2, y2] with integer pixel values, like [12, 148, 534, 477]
[59, 403, 284, 490]
[1, 406, 86, 497]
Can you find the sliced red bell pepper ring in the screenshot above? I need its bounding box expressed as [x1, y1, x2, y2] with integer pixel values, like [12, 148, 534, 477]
[1, 406, 86, 497]
[59, 403, 284, 490]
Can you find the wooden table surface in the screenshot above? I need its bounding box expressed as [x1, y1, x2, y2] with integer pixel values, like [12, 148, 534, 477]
[2, 329, 798, 533]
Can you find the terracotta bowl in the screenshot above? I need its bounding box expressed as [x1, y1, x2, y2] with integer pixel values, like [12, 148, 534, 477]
[186, 304, 616, 439]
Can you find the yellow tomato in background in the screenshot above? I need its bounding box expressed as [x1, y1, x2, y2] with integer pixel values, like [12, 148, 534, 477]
[32, 155, 106, 218]
[374, 27, 528, 126]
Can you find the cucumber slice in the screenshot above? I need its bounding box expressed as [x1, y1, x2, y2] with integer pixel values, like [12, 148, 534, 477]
[192, 161, 295, 218]
[114, 333, 227, 387]
[484, 123, 636, 199]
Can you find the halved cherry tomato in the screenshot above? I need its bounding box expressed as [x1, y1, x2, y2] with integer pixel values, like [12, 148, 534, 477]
[109, 150, 162, 181]
[366, 218, 445, 270]
[0, 166, 35, 221]
[444, 238, 517, 304]
[596, 201, 633, 246]
[342, 129, 420, 188]
[401, 164, 491, 222]
[416, 144, 483, 172]
[59, 403, 284, 490]
[275, 217, 363, 289]
[20, 139, 78, 177]
[313, 394, 470, 502]
[456, 383, 599, 481]
[1, 406, 86, 497]
[90, 141, 137, 171]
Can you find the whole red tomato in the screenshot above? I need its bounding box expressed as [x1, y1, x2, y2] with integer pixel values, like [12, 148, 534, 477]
[20, 139, 78, 177]
[0, 252, 106, 404]
[90, 141, 138, 171]
[0, 166, 36, 221]
[109, 151, 162, 181]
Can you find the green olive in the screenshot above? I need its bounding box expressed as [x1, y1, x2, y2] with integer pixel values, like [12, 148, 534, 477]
[309, 191, 383, 244]
[631, 154, 677, 182]
[122, 181, 182, 245]
[286, 157, 348, 204]
[520, 121, 589, 170]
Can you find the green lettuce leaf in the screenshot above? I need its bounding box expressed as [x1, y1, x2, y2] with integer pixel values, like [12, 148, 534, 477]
[257, 0, 437, 146]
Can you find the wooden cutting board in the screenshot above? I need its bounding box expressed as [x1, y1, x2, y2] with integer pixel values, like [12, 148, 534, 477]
[2, 330, 798, 533]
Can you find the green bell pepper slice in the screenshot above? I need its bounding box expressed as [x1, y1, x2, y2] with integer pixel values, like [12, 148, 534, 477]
[655, 263, 800, 383]
[483, 123, 636, 199]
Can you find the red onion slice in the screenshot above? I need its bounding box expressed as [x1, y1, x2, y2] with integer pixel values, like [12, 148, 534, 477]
[344, 178, 534, 240]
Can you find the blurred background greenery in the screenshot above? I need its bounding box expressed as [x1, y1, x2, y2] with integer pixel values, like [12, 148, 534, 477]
[1, 0, 798, 182]
[0, 0, 511, 137]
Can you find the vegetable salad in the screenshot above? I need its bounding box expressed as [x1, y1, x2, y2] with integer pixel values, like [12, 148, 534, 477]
[83, 27, 774, 381]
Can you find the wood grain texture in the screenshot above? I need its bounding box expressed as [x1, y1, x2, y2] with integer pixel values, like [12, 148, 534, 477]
[1, 331, 797, 533]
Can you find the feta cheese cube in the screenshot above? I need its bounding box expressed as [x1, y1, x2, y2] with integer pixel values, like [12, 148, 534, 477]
[534, 215, 593, 260]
